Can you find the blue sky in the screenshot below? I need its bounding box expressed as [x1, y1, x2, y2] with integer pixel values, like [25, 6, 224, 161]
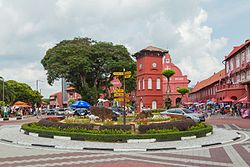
[0, 0, 249, 98]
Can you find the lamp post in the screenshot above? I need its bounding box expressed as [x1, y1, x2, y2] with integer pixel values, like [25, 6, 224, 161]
[0, 77, 4, 105]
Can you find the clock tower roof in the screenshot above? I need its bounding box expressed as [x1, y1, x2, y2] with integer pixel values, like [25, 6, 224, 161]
[133, 46, 168, 59]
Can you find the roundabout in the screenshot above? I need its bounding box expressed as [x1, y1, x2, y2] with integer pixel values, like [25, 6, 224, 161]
[0, 123, 243, 152]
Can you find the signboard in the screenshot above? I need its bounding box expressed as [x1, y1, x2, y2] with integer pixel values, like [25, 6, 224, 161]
[113, 89, 124, 93]
[124, 71, 131, 75]
[114, 98, 130, 102]
[114, 93, 130, 97]
[124, 75, 131, 78]
[113, 72, 124, 76]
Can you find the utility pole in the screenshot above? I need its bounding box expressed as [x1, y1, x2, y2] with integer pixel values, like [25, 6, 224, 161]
[123, 68, 126, 125]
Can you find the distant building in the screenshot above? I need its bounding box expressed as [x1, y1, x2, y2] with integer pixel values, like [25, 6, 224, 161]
[49, 86, 81, 108]
[190, 39, 250, 103]
[134, 46, 190, 112]
[189, 69, 225, 102]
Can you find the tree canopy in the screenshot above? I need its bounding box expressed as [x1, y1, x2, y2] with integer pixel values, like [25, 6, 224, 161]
[162, 69, 176, 109]
[41, 37, 136, 105]
[162, 69, 175, 81]
[176, 87, 189, 97]
[4, 80, 42, 106]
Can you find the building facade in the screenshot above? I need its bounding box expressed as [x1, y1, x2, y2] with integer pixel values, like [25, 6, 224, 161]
[223, 39, 250, 102]
[189, 69, 225, 102]
[190, 39, 250, 103]
[49, 86, 81, 108]
[134, 46, 189, 111]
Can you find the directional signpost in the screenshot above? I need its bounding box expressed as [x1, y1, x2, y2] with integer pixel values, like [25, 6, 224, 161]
[113, 70, 132, 125]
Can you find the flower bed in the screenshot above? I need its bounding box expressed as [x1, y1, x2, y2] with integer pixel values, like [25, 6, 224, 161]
[21, 117, 213, 142]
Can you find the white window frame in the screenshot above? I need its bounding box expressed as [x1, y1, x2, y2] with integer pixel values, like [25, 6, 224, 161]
[138, 80, 140, 90]
[247, 47, 250, 62]
[152, 100, 157, 109]
[148, 78, 152, 89]
[236, 54, 240, 68]
[230, 58, 234, 70]
[156, 78, 161, 90]
[142, 78, 145, 90]
[241, 52, 245, 65]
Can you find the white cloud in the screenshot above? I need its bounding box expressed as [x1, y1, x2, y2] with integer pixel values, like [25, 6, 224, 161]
[0, 0, 231, 97]
[174, 9, 228, 85]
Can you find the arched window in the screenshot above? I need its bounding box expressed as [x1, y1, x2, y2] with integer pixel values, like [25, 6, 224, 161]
[152, 101, 157, 109]
[138, 80, 140, 90]
[156, 78, 161, 89]
[142, 78, 145, 90]
[148, 78, 152, 89]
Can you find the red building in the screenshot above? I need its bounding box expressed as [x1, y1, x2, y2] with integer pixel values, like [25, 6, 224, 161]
[49, 86, 81, 108]
[223, 39, 250, 102]
[134, 46, 189, 111]
[190, 39, 250, 103]
[189, 69, 225, 102]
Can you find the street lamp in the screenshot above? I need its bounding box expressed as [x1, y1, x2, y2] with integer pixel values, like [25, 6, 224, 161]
[0, 76, 4, 105]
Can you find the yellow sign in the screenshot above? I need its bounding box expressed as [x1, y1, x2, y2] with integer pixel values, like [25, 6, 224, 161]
[114, 93, 124, 97]
[124, 71, 131, 75]
[113, 89, 124, 93]
[113, 72, 124, 76]
[124, 75, 131, 78]
[114, 98, 130, 102]
[114, 93, 129, 97]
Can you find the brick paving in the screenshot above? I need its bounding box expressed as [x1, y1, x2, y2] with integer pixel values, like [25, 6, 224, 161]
[0, 116, 249, 166]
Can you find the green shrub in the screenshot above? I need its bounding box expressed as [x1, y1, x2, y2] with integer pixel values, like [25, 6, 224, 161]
[146, 127, 179, 134]
[150, 108, 166, 113]
[188, 122, 207, 131]
[89, 107, 112, 122]
[21, 123, 213, 142]
[138, 119, 196, 133]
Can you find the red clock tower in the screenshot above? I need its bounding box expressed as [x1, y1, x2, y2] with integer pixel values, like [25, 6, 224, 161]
[134, 46, 168, 112]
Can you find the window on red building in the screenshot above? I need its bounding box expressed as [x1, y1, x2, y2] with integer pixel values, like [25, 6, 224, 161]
[236, 54, 240, 68]
[230, 58, 234, 70]
[148, 78, 152, 89]
[138, 80, 140, 90]
[247, 47, 250, 62]
[241, 52, 245, 65]
[156, 78, 161, 90]
[142, 78, 145, 90]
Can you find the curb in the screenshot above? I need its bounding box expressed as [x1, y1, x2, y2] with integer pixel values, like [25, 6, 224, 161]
[20, 130, 213, 143]
[0, 130, 239, 152]
[0, 116, 28, 121]
[0, 132, 241, 152]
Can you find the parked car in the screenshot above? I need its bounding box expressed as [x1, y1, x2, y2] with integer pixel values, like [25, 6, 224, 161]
[160, 108, 201, 122]
[55, 108, 67, 115]
[73, 108, 90, 116]
[45, 109, 56, 115]
[181, 108, 205, 122]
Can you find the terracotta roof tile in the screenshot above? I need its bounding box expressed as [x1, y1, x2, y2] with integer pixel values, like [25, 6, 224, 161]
[191, 69, 225, 93]
[225, 40, 250, 60]
[142, 46, 168, 53]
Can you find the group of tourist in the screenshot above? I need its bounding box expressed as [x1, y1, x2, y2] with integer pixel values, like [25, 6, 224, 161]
[187, 101, 249, 118]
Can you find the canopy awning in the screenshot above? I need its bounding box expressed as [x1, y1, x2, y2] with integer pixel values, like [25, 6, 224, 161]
[222, 97, 233, 102]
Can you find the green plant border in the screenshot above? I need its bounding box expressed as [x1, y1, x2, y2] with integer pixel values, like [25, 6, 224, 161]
[21, 123, 213, 142]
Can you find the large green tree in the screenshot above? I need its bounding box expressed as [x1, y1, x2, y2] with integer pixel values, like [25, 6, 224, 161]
[162, 69, 175, 109]
[6, 80, 42, 106]
[176, 87, 189, 103]
[41, 37, 136, 105]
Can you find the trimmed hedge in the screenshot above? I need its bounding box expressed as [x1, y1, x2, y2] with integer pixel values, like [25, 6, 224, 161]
[21, 123, 213, 142]
[37, 118, 131, 131]
[138, 119, 196, 133]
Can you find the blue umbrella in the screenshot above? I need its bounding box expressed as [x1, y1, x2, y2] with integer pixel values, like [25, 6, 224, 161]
[71, 100, 91, 108]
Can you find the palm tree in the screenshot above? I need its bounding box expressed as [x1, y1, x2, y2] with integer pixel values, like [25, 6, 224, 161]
[162, 69, 175, 108]
[176, 87, 189, 103]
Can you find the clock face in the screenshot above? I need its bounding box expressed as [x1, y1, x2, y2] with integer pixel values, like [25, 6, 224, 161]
[152, 63, 157, 68]
[139, 64, 142, 69]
